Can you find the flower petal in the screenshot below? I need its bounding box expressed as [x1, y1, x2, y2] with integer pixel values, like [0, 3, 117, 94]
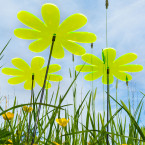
[56, 118, 62, 125]
[24, 80, 35, 90]
[29, 38, 51, 52]
[35, 75, 51, 89]
[17, 11, 46, 31]
[2, 68, 24, 76]
[82, 53, 103, 66]
[52, 40, 64, 59]
[75, 65, 97, 72]
[12, 58, 30, 71]
[47, 74, 63, 82]
[41, 3, 60, 32]
[49, 64, 61, 73]
[67, 32, 97, 43]
[118, 64, 143, 72]
[58, 14, 87, 33]
[114, 53, 137, 66]
[31, 56, 45, 73]
[40, 67, 46, 75]
[102, 48, 116, 67]
[113, 71, 132, 81]
[102, 73, 114, 84]
[40, 64, 61, 74]
[14, 28, 41, 40]
[62, 40, 85, 56]
[84, 72, 102, 81]
[8, 76, 26, 84]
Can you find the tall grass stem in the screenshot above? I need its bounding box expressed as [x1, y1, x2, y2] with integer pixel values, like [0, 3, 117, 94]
[107, 68, 109, 145]
[27, 74, 34, 143]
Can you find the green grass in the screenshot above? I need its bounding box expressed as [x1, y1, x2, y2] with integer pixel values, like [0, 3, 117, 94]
[1, 76, 145, 145]
[0, 40, 145, 145]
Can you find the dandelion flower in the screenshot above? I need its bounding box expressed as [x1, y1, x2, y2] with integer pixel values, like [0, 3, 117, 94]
[56, 118, 70, 127]
[2, 112, 14, 120]
[23, 106, 33, 113]
[52, 141, 60, 145]
[5, 139, 13, 145]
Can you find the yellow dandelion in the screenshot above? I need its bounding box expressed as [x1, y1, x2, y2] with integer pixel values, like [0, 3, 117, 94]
[23, 106, 33, 113]
[55, 118, 70, 127]
[52, 141, 60, 145]
[8, 139, 12, 143]
[2, 112, 14, 120]
[5, 139, 13, 145]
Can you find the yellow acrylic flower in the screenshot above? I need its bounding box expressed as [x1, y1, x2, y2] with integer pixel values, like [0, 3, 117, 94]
[52, 141, 60, 145]
[14, 3, 97, 59]
[2, 56, 63, 90]
[2, 112, 14, 120]
[23, 106, 33, 113]
[55, 118, 70, 127]
[75, 48, 143, 84]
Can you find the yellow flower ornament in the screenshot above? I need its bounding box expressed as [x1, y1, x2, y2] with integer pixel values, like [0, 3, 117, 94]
[2, 56, 63, 90]
[14, 3, 97, 59]
[76, 48, 143, 84]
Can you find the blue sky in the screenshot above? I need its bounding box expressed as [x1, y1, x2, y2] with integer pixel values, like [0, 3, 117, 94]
[0, 0, 145, 126]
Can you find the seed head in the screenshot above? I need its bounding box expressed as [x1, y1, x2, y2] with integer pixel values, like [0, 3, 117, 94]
[106, 0, 109, 9]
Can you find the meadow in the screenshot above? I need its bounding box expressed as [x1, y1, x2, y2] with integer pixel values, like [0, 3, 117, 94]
[0, 1, 145, 145]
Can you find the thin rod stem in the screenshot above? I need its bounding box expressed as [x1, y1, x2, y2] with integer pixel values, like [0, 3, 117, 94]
[91, 43, 94, 96]
[31, 34, 56, 145]
[107, 68, 109, 145]
[106, 1, 109, 144]
[27, 74, 34, 143]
